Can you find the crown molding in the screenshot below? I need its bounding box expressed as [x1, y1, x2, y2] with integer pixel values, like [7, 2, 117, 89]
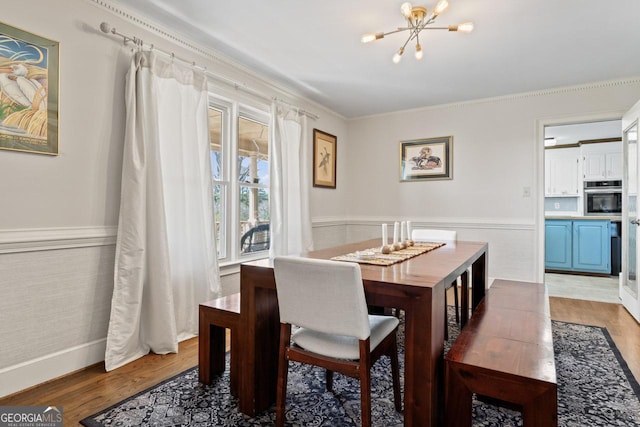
[352, 76, 640, 121]
[85, 0, 345, 121]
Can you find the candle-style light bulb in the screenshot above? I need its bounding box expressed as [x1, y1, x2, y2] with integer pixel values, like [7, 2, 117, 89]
[434, 0, 449, 15]
[361, 32, 384, 43]
[401, 2, 413, 18]
[392, 47, 404, 64]
[415, 43, 423, 60]
[456, 22, 474, 33]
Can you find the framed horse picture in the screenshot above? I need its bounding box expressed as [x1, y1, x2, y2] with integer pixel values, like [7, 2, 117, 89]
[400, 136, 452, 181]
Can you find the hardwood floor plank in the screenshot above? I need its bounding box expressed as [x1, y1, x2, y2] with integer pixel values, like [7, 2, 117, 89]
[1, 300, 638, 426]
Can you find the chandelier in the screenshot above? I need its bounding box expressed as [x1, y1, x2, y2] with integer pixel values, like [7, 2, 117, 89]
[361, 1, 473, 63]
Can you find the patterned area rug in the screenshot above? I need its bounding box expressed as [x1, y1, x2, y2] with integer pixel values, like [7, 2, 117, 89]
[81, 310, 640, 427]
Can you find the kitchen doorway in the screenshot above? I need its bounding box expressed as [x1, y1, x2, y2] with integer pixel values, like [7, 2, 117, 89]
[543, 119, 622, 303]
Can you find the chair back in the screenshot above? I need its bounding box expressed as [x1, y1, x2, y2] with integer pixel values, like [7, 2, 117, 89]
[273, 256, 371, 340]
[240, 223, 270, 253]
[412, 228, 457, 242]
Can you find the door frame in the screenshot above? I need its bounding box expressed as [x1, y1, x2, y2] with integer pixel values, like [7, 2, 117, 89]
[535, 111, 625, 284]
[621, 100, 640, 322]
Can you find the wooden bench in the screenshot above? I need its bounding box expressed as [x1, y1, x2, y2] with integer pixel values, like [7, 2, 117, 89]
[445, 279, 557, 427]
[198, 293, 241, 396]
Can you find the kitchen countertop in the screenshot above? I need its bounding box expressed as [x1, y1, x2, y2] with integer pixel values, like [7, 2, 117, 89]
[545, 215, 622, 221]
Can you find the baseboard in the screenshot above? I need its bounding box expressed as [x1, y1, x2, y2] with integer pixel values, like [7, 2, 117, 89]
[0, 338, 106, 398]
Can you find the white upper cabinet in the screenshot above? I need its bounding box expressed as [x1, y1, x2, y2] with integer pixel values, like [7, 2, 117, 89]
[582, 141, 623, 181]
[545, 146, 580, 196]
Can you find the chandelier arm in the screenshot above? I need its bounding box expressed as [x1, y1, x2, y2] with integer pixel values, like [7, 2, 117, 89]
[407, 26, 422, 43]
[380, 28, 412, 37]
[399, 33, 414, 51]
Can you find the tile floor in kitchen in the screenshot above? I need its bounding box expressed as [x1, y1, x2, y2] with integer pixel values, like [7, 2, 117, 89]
[545, 272, 620, 304]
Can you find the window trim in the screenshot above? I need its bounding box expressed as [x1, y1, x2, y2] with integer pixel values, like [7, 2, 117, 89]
[208, 94, 271, 264]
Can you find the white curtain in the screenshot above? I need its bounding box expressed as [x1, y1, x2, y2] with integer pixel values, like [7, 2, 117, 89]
[269, 101, 314, 256]
[105, 51, 220, 371]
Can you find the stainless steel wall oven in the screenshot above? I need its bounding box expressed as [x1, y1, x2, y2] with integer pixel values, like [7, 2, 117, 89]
[584, 180, 622, 216]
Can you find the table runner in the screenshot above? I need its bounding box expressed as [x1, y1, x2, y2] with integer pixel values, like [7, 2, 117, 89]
[331, 242, 445, 266]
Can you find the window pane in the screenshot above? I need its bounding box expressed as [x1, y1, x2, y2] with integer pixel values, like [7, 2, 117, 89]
[213, 183, 226, 258]
[209, 108, 222, 180]
[239, 186, 270, 253]
[238, 117, 269, 185]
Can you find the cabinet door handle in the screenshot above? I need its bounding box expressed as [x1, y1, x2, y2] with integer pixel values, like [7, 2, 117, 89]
[631, 219, 640, 226]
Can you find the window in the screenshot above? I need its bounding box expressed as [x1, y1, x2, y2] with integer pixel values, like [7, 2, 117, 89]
[208, 97, 270, 262]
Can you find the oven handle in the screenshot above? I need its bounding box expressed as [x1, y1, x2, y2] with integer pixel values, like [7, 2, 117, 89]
[584, 188, 622, 193]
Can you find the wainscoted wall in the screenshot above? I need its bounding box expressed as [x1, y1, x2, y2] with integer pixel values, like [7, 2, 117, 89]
[1, 217, 510, 397]
[0, 230, 252, 397]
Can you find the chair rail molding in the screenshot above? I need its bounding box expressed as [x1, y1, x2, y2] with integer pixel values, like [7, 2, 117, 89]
[345, 216, 535, 231]
[0, 226, 117, 254]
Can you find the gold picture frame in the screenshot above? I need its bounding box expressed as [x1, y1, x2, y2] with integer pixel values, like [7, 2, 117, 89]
[400, 136, 453, 181]
[313, 129, 337, 188]
[0, 22, 59, 155]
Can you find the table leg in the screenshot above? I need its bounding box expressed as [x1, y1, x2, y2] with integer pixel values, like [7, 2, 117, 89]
[471, 251, 488, 312]
[403, 282, 445, 426]
[459, 270, 470, 328]
[239, 266, 280, 416]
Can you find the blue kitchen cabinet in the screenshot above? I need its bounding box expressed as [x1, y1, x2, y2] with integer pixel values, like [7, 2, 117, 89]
[545, 220, 572, 270]
[573, 221, 610, 273]
[545, 219, 611, 274]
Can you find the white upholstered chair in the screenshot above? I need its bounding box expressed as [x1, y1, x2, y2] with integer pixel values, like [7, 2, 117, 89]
[411, 228, 461, 340]
[273, 256, 402, 427]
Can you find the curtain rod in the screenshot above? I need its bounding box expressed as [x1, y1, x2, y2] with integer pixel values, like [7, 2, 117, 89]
[98, 22, 319, 120]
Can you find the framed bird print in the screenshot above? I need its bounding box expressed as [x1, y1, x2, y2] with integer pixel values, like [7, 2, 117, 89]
[400, 136, 453, 181]
[0, 22, 59, 155]
[313, 129, 337, 188]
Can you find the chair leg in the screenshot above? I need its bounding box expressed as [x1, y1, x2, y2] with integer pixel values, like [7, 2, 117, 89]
[453, 279, 460, 324]
[444, 291, 449, 341]
[359, 339, 372, 427]
[389, 337, 402, 412]
[326, 370, 334, 392]
[276, 323, 291, 427]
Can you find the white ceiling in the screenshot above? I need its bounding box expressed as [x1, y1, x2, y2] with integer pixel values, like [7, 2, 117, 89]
[111, 0, 640, 118]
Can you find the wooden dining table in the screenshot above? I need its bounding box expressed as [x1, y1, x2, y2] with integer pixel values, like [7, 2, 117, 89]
[237, 238, 488, 427]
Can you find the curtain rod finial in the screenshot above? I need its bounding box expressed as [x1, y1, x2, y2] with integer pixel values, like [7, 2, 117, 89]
[99, 22, 111, 34]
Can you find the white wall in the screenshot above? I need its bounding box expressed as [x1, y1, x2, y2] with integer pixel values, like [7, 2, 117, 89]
[0, 0, 348, 397]
[345, 81, 640, 281]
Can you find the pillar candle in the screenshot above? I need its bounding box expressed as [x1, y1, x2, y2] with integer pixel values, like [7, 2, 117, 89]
[382, 223, 388, 245]
[406, 221, 412, 240]
[393, 222, 399, 243]
[400, 221, 406, 241]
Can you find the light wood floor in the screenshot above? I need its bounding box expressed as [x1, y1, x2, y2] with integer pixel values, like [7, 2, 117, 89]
[1, 296, 639, 426]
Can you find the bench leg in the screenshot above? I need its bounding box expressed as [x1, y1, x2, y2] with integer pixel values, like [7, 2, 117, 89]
[198, 322, 226, 385]
[523, 387, 557, 427]
[445, 365, 473, 427]
[230, 329, 240, 397]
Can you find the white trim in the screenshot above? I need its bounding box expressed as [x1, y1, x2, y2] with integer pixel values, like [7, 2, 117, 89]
[0, 339, 106, 398]
[0, 226, 117, 254]
[311, 216, 349, 227]
[353, 78, 640, 121]
[344, 217, 535, 231]
[0, 217, 534, 255]
[85, 0, 343, 121]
